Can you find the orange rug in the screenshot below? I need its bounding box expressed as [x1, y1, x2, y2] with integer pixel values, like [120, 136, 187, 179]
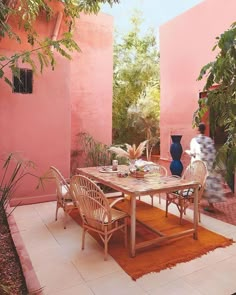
[70, 200, 234, 280]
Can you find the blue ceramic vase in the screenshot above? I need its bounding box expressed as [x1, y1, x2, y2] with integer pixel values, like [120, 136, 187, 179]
[170, 135, 183, 176]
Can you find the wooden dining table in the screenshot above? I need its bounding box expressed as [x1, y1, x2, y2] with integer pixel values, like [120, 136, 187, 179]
[77, 165, 200, 257]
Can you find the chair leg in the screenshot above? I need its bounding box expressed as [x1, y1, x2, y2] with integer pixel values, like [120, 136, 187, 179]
[63, 211, 68, 229]
[82, 228, 86, 250]
[104, 231, 108, 261]
[179, 201, 184, 224]
[150, 195, 154, 206]
[159, 194, 161, 204]
[179, 209, 183, 224]
[55, 203, 59, 221]
[124, 219, 128, 248]
[165, 196, 169, 217]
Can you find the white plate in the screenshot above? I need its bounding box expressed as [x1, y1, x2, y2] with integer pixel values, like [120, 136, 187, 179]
[99, 168, 119, 173]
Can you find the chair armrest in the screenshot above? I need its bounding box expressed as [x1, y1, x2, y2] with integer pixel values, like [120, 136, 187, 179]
[109, 197, 125, 208]
[105, 191, 123, 198]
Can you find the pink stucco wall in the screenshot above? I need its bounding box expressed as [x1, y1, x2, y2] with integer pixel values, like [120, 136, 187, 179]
[70, 13, 113, 166]
[0, 4, 113, 205]
[159, 0, 236, 169]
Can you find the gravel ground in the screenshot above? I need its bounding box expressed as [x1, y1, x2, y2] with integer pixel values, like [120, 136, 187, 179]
[0, 210, 28, 295]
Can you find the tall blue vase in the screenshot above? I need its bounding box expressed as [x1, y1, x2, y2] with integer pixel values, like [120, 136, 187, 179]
[170, 135, 183, 176]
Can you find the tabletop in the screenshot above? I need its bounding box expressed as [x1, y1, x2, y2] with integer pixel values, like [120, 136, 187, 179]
[77, 165, 199, 196]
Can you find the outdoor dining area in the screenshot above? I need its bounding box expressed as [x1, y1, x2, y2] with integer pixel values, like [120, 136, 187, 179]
[47, 150, 234, 272]
[1, 0, 236, 293]
[11, 159, 236, 294]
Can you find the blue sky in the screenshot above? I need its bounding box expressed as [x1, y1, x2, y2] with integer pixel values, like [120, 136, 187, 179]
[101, 0, 203, 34]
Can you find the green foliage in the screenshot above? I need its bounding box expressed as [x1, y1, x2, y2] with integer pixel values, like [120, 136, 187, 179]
[113, 10, 160, 145]
[195, 22, 236, 189]
[0, 153, 42, 215]
[76, 132, 114, 167]
[128, 87, 160, 159]
[0, 0, 119, 86]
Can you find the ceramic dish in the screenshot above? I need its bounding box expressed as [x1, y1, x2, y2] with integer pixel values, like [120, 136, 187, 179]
[99, 167, 119, 173]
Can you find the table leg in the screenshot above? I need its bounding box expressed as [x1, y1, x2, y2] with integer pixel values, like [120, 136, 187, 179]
[193, 188, 198, 239]
[130, 195, 136, 257]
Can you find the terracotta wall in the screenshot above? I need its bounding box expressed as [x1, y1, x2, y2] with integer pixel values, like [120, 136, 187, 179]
[159, 0, 236, 169]
[0, 5, 113, 205]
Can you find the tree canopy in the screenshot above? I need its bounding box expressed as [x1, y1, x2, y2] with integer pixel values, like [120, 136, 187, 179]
[112, 10, 160, 146]
[195, 21, 236, 189]
[0, 0, 119, 86]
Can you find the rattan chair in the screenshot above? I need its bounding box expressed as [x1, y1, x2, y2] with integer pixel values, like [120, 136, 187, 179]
[151, 165, 168, 205]
[50, 166, 78, 229]
[70, 174, 128, 260]
[165, 160, 208, 224]
[141, 164, 168, 206]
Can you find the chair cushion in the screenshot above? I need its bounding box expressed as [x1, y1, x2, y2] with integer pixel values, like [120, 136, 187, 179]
[175, 188, 195, 198]
[60, 184, 74, 202]
[91, 208, 127, 224]
[61, 184, 69, 196]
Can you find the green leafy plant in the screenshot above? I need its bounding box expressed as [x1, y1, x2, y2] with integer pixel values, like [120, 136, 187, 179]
[195, 21, 236, 190]
[0, 153, 45, 294]
[0, 153, 42, 215]
[76, 132, 113, 168]
[128, 88, 160, 160]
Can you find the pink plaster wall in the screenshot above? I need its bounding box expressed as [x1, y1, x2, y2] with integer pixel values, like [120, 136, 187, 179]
[70, 13, 113, 154]
[0, 5, 113, 205]
[159, 0, 236, 168]
[0, 53, 71, 205]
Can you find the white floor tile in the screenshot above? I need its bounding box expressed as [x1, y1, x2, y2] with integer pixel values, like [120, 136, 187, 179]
[87, 271, 147, 295]
[12, 201, 236, 295]
[72, 249, 123, 281]
[45, 283, 94, 295]
[183, 256, 236, 295]
[36, 260, 83, 294]
[147, 277, 204, 295]
[136, 268, 180, 291]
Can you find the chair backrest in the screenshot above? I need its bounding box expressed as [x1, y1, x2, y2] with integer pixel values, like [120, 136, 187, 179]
[157, 165, 168, 177]
[150, 164, 168, 176]
[183, 160, 208, 198]
[50, 166, 71, 201]
[70, 175, 112, 229]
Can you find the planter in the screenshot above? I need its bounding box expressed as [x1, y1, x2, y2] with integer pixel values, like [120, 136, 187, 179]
[170, 135, 183, 176]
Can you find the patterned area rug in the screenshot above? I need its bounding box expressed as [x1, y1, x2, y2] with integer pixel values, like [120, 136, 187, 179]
[70, 200, 233, 280]
[199, 193, 236, 225]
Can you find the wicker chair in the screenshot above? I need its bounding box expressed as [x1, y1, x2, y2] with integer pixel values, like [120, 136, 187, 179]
[165, 160, 208, 224]
[50, 166, 78, 229]
[151, 165, 168, 205]
[70, 174, 128, 260]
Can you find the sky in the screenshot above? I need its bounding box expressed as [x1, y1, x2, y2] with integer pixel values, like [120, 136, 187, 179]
[101, 0, 203, 35]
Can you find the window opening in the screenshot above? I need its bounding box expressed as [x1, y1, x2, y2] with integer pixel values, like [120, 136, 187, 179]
[13, 68, 33, 94]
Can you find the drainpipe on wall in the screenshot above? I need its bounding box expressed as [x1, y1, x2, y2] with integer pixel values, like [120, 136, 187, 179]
[51, 11, 63, 51]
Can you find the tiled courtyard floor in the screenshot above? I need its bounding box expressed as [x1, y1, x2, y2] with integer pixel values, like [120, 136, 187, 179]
[12, 195, 236, 295]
